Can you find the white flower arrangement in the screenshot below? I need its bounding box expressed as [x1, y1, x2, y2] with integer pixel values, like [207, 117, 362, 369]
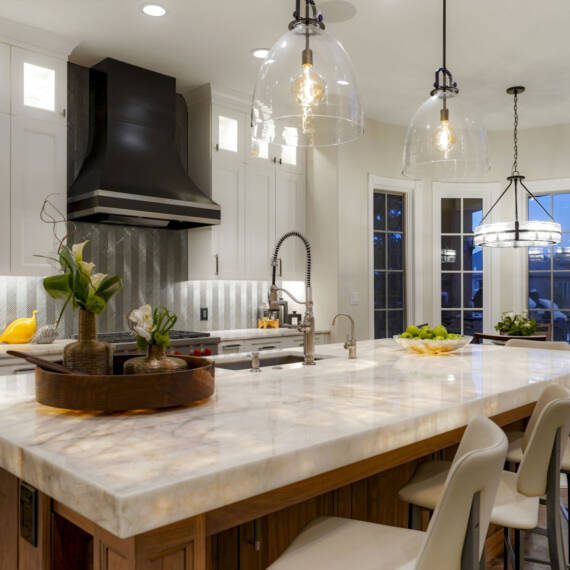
[127, 304, 178, 350]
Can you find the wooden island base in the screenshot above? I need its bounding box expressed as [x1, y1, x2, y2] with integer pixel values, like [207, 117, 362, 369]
[0, 404, 533, 570]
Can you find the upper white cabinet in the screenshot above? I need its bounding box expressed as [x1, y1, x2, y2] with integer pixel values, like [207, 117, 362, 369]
[11, 47, 67, 124]
[187, 85, 306, 281]
[0, 37, 70, 276]
[10, 117, 66, 275]
[0, 43, 10, 114]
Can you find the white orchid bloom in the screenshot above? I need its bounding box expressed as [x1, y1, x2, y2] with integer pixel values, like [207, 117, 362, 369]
[79, 261, 95, 276]
[91, 273, 107, 290]
[71, 241, 89, 263]
[133, 325, 152, 342]
[128, 304, 154, 338]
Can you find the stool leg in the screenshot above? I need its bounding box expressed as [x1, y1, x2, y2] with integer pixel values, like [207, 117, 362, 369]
[514, 529, 523, 570]
[503, 528, 510, 570]
[546, 430, 565, 570]
[408, 504, 421, 530]
[566, 471, 570, 558]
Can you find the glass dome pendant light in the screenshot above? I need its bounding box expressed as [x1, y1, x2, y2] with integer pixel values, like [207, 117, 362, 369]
[251, 0, 364, 148]
[474, 87, 561, 248]
[402, 0, 490, 180]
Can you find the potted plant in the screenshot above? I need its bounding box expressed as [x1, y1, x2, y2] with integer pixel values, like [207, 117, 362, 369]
[495, 312, 538, 337]
[43, 241, 123, 374]
[124, 305, 188, 374]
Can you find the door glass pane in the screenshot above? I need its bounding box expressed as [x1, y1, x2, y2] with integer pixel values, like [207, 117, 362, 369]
[463, 237, 483, 271]
[23, 62, 55, 111]
[387, 233, 404, 270]
[374, 271, 386, 309]
[554, 234, 570, 270]
[555, 312, 570, 342]
[441, 310, 461, 333]
[281, 145, 296, 166]
[528, 272, 552, 308]
[464, 273, 483, 308]
[374, 194, 385, 230]
[387, 273, 404, 308]
[442, 273, 461, 308]
[387, 194, 403, 231]
[373, 234, 385, 270]
[554, 194, 570, 226]
[528, 195, 551, 222]
[529, 246, 551, 271]
[463, 199, 483, 233]
[553, 273, 570, 309]
[218, 115, 238, 152]
[441, 198, 461, 233]
[441, 236, 460, 270]
[374, 311, 387, 339]
[387, 311, 404, 337]
[464, 311, 483, 335]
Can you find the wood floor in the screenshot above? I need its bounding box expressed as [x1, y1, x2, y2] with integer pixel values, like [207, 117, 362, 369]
[487, 489, 568, 569]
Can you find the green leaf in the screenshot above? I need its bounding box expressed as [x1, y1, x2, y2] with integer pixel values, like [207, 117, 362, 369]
[43, 274, 72, 300]
[72, 270, 91, 306]
[95, 275, 123, 302]
[84, 294, 106, 314]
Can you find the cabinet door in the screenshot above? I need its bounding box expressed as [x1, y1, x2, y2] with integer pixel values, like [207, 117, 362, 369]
[244, 164, 276, 280]
[275, 170, 306, 281]
[0, 114, 9, 273]
[11, 47, 67, 124]
[11, 117, 66, 276]
[212, 105, 247, 164]
[0, 43, 10, 114]
[212, 156, 245, 279]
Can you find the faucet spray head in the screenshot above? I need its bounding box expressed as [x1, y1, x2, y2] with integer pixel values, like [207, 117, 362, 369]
[268, 284, 280, 310]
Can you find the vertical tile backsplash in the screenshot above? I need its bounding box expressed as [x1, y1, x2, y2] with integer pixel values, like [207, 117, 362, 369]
[0, 223, 269, 337]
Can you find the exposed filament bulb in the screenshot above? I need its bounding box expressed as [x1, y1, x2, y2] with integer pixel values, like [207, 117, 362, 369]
[433, 107, 456, 153]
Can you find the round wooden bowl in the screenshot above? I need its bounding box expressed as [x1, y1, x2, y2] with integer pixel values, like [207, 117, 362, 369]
[35, 355, 215, 412]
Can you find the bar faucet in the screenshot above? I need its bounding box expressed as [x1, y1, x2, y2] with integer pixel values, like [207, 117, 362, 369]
[331, 313, 357, 359]
[268, 232, 315, 365]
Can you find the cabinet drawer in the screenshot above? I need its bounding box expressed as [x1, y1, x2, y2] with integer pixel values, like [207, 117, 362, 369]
[219, 343, 244, 354]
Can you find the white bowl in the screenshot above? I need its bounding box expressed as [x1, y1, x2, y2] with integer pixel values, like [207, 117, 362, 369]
[393, 335, 473, 355]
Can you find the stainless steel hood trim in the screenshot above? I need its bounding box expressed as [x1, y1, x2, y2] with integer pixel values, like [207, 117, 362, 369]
[68, 206, 221, 225]
[68, 189, 220, 211]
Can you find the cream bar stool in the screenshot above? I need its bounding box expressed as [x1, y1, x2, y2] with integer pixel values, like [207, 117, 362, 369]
[399, 385, 570, 569]
[268, 417, 507, 570]
[505, 339, 570, 350]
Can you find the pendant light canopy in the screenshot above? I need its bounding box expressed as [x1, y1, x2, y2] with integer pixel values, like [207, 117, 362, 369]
[251, 0, 363, 148]
[402, 0, 490, 180]
[474, 87, 561, 248]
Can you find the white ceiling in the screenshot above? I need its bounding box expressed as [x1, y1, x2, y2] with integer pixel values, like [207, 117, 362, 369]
[1, 0, 570, 130]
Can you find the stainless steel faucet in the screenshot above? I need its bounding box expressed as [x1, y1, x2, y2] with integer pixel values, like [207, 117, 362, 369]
[331, 313, 357, 359]
[250, 351, 261, 372]
[269, 232, 315, 365]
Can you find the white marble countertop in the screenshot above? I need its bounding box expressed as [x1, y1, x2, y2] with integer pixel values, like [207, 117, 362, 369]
[0, 340, 569, 539]
[212, 328, 330, 342]
[0, 340, 74, 364]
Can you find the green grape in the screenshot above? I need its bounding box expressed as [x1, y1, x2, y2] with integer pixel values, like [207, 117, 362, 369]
[433, 325, 448, 338]
[406, 325, 420, 337]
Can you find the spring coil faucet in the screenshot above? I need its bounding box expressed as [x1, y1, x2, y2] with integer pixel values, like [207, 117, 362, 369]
[268, 232, 315, 365]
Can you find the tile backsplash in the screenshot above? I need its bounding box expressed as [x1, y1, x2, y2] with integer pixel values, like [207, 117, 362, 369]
[0, 223, 269, 337]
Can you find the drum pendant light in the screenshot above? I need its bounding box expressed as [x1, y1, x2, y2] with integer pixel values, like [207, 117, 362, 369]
[251, 0, 363, 148]
[474, 87, 561, 248]
[402, 0, 490, 180]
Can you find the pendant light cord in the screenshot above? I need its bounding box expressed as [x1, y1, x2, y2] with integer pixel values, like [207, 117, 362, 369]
[512, 91, 519, 175]
[442, 0, 447, 71]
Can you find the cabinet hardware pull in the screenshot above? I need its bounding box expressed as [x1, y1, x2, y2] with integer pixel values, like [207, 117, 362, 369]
[273, 156, 277, 163]
[215, 143, 220, 151]
[215, 254, 219, 276]
[279, 158, 283, 165]
[61, 109, 66, 118]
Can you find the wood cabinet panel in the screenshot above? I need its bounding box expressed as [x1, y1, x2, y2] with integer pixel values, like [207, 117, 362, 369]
[0, 468, 18, 570]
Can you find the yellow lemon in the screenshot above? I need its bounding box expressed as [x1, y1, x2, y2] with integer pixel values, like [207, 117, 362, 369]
[0, 310, 38, 344]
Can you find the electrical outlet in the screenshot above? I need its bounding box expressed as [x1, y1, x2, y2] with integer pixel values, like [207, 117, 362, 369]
[350, 291, 360, 306]
[200, 307, 208, 321]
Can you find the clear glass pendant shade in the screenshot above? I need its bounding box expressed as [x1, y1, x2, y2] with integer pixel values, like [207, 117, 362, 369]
[474, 220, 561, 248]
[402, 92, 490, 180]
[251, 22, 364, 148]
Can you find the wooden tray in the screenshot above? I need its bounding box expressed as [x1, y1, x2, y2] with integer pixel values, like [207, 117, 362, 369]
[35, 355, 215, 412]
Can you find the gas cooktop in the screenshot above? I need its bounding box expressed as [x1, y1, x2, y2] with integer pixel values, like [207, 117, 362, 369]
[85, 331, 211, 343]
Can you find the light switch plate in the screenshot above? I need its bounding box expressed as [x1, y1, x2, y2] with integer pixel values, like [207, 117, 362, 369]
[350, 292, 360, 306]
[200, 308, 208, 321]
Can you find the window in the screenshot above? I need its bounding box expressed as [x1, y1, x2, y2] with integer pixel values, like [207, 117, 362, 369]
[373, 191, 406, 338]
[280, 145, 296, 166]
[23, 62, 55, 111]
[440, 198, 484, 334]
[218, 115, 238, 152]
[528, 192, 570, 341]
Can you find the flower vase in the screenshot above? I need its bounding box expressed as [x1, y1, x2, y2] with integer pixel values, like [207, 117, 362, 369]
[123, 344, 188, 375]
[63, 310, 113, 375]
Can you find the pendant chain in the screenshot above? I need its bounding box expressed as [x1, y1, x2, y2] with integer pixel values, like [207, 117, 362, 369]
[512, 91, 519, 175]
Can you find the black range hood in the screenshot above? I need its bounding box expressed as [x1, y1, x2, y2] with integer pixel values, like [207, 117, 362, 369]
[68, 58, 220, 229]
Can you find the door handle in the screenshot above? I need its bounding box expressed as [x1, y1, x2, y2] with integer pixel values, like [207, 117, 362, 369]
[215, 254, 219, 276]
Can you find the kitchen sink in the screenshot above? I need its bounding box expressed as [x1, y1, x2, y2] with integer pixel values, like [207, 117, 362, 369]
[215, 354, 328, 371]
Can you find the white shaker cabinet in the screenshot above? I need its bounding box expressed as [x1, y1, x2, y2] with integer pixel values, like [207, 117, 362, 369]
[0, 43, 10, 114]
[10, 117, 66, 275]
[0, 113, 10, 274]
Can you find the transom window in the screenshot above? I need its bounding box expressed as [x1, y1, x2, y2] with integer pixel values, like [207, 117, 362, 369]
[440, 198, 484, 334]
[373, 191, 406, 338]
[23, 62, 55, 111]
[218, 115, 238, 152]
[528, 192, 570, 341]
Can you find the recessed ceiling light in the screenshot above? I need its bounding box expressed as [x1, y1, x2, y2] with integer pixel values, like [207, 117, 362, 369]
[337, 80, 350, 86]
[251, 48, 270, 59]
[142, 4, 167, 17]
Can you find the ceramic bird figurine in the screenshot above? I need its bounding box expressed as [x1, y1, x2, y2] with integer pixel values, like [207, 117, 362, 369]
[0, 310, 38, 344]
[31, 324, 58, 345]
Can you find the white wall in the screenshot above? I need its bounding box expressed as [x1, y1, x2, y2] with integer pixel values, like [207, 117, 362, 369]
[308, 118, 570, 340]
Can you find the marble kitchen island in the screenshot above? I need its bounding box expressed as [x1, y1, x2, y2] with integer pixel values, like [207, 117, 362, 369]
[1, 339, 570, 569]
